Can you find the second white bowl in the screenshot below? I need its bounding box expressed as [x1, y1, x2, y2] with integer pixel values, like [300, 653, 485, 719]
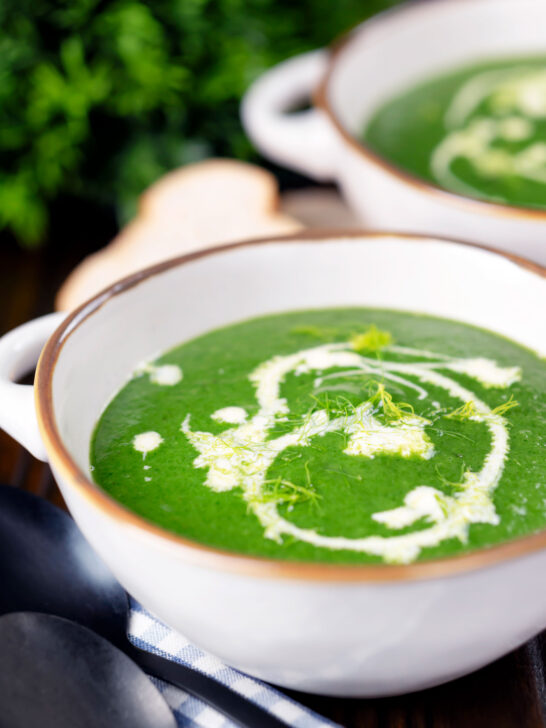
[242, 0, 546, 264]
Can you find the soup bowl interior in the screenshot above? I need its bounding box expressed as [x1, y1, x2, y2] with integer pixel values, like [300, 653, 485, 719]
[49, 233, 544, 487]
[328, 0, 546, 138]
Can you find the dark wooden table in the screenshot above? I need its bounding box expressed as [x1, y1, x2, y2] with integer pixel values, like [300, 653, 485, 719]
[1, 236, 545, 728]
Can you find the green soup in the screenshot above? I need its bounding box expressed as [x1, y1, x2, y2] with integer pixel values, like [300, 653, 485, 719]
[363, 56, 546, 209]
[91, 309, 546, 565]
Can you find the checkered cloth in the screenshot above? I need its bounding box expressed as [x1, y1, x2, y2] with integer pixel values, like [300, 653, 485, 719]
[129, 600, 341, 728]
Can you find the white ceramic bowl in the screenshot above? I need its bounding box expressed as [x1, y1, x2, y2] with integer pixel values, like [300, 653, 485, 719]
[1, 232, 545, 697]
[242, 0, 546, 264]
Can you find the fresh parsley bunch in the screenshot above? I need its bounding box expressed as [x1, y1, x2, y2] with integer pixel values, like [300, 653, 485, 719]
[1, 0, 397, 246]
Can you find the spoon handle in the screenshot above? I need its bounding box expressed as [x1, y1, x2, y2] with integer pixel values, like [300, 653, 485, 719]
[126, 643, 290, 728]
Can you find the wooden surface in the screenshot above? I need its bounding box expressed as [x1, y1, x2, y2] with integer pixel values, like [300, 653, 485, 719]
[1, 238, 545, 728]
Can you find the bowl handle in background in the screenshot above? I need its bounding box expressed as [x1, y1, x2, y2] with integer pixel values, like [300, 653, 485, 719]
[0, 313, 66, 461]
[241, 49, 338, 181]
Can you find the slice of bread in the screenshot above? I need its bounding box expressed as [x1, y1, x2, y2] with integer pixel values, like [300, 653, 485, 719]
[56, 159, 302, 311]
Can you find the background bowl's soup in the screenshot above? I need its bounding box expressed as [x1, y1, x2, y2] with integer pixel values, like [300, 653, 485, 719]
[92, 307, 546, 565]
[363, 56, 546, 209]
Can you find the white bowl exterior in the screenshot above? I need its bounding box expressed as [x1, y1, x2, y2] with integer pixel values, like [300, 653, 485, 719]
[48, 236, 546, 695]
[336, 147, 546, 263]
[54, 472, 546, 696]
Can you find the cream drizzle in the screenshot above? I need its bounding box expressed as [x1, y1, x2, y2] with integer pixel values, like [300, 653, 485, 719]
[181, 341, 520, 563]
[430, 66, 546, 197]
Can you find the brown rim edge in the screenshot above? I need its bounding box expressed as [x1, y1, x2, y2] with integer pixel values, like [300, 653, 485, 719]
[35, 230, 546, 582]
[314, 0, 546, 222]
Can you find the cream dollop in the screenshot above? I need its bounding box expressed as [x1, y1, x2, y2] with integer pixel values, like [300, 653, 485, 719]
[135, 361, 183, 386]
[211, 407, 248, 424]
[133, 431, 163, 455]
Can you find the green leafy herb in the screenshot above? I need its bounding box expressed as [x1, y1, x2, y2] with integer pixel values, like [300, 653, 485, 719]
[250, 477, 321, 508]
[370, 382, 418, 422]
[445, 400, 480, 421]
[491, 395, 519, 417]
[1, 0, 400, 246]
[350, 325, 393, 353]
[445, 396, 518, 421]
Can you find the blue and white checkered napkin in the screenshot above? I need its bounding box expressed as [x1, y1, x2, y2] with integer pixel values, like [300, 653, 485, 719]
[128, 600, 341, 728]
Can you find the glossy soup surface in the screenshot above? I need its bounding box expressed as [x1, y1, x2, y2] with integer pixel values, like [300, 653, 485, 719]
[91, 309, 546, 565]
[363, 56, 546, 209]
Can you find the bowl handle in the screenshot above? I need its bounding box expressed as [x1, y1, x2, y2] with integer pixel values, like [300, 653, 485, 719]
[0, 313, 66, 461]
[241, 49, 338, 181]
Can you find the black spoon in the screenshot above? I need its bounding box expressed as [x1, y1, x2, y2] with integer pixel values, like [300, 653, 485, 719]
[0, 612, 177, 728]
[0, 485, 289, 728]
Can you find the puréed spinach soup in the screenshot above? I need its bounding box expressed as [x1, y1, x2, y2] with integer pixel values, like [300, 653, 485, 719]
[91, 309, 546, 565]
[363, 56, 546, 209]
